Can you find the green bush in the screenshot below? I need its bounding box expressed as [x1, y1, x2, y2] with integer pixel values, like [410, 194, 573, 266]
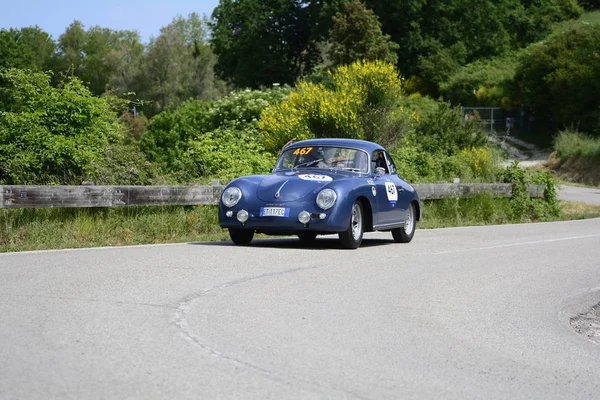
[408, 101, 487, 156]
[392, 144, 500, 183]
[0, 68, 149, 185]
[141, 87, 289, 181]
[141, 101, 210, 173]
[185, 125, 275, 182]
[89, 142, 157, 185]
[388, 99, 500, 183]
[501, 161, 560, 220]
[553, 128, 600, 162]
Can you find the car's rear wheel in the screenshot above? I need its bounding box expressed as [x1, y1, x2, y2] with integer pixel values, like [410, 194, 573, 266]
[339, 201, 363, 249]
[297, 232, 318, 243]
[229, 229, 254, 245]
[392, 202, 416, 243]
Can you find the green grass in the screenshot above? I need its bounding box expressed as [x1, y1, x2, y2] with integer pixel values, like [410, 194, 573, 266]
[419, 195, 600, 229]
[559, 200, 600, 220]
[2, 196, 599, 253]
[0, 206, 229, 252]
[419, 195, 515, 228]
[581, 10, 600, 26]
[553, 129, 600, 162]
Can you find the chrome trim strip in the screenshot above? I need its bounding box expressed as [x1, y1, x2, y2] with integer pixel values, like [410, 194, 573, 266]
[274, 179, 290, 199]
[373, 222, 405, 229]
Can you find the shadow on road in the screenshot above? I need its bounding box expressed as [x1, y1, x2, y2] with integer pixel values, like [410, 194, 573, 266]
[189, 236, 393, 250]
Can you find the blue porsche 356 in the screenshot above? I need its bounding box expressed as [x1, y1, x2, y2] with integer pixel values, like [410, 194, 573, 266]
[219, 138, 421, 249]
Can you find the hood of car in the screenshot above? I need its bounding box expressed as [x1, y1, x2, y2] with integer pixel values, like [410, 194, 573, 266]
[256, 171, 337, 202]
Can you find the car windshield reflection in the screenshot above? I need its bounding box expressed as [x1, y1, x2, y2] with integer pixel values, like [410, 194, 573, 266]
[274, 145, 369, 173]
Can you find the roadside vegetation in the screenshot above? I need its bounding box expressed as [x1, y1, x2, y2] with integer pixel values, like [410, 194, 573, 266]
[554, 129, 600, 161]
[549, 129, 600, 186]
[1, 2, 600, 252]
[3, 196, 598, 253]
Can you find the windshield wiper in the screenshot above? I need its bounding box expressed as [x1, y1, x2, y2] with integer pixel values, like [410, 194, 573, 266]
[294, 159, 324, 170]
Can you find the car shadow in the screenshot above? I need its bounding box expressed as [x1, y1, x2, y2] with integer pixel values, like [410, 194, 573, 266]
[189, 235, 393, 250]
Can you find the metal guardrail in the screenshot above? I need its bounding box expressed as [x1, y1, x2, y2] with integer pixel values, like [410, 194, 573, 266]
[0, 183, 544, 209]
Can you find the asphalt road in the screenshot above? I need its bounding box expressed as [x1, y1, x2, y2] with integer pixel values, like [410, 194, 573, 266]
[1, 219, 600, 399]
[559, 185, 600, 205]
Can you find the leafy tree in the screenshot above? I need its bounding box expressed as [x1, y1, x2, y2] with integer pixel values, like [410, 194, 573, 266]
[0, 69, 151, 185]
[210, 0, 343, 88]
[364, 0, 581, 91]
[579, 0, 600, 10]
[137, 13, 225, 115]
[0, 26, 55, 71]
[417, 42, 467, 90]
[440, 51, 521, 106]
[53, 21, 86, 78]
[327, 0, 398, 67]
[140, 24, 193, 114]
[82, 26, 126, 95]
[53, 21, 145, 96]
[508, 0, 583, 45]
[105, 31, 145, 98]
[511, 21, 600, 135]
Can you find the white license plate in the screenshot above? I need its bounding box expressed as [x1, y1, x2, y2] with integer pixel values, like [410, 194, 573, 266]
[260, 207, 289, 217]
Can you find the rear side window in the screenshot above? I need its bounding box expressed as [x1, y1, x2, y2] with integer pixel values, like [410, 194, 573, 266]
[386, 152, 397, 174]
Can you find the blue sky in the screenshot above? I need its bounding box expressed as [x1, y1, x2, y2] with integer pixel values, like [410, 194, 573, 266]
[0, 0, 221, 42]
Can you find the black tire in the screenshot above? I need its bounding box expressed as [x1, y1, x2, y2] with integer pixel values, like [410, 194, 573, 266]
[297, 232, 318, 243]
[392, 202, 416, 243]
[338, 201, 364, 249]
[229, 229, 254, 245]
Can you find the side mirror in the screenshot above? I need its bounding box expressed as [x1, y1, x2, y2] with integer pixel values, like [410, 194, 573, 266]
[374, 167, 386, 176]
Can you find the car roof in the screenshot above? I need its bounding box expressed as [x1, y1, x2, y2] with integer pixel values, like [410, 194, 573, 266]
[286, 138, 385, 153]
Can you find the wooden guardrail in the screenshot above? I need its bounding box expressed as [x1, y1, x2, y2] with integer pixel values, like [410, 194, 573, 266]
[0, 183, 544, 209]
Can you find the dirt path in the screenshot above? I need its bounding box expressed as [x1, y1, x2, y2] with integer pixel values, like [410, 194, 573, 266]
[492, 134, 550, 167]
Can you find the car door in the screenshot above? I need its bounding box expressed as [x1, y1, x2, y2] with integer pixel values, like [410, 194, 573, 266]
[373, 151, 405, 227]
[386, 153, 411, 223]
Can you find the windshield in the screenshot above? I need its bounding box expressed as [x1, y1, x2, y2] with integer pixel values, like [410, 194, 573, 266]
[274, 145, 369, 173]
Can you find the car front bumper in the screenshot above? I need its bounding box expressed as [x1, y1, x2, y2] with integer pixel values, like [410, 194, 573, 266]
[219, 203, 349, 233]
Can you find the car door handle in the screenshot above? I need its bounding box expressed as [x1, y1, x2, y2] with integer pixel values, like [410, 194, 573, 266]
[397, 186, 404, 192]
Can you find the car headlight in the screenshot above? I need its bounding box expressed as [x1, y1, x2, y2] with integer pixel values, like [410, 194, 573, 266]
[222, 187, 242, 208]
[316, 188, 337, 210]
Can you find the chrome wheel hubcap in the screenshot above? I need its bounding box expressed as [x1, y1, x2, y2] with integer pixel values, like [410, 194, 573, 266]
[404, 204, 414, 235]
[351, 204, 362, 240]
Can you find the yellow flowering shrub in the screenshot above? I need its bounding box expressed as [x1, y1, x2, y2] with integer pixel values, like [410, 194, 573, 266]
[259, 60, 403, 153]
[457, 147, 495, 179]
[333, 60, 403, 107]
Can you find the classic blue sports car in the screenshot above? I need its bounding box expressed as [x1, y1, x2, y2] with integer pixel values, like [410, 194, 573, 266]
[219, 138, 421, 249]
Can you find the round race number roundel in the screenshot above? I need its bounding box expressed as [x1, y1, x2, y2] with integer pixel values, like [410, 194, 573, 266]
[298, 174, 333, 182]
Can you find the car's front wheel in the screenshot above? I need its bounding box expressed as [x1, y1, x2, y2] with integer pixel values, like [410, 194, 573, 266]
[229, 229, 254, 245]
[392, 202, 416, 243]
[339, 201, 363, 249]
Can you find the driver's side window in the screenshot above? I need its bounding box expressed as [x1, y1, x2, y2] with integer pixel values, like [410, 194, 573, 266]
[372, 150, 388, 173]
